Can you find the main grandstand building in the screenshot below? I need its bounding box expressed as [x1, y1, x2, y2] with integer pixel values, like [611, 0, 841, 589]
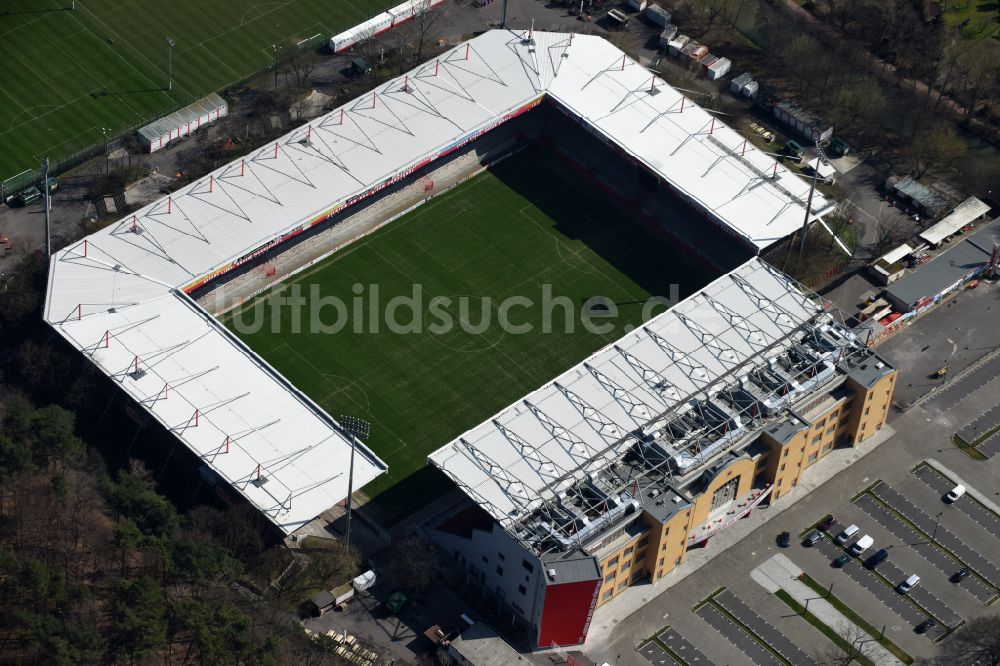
[428, 258, 896, 647]
[45, 30, 846, 543]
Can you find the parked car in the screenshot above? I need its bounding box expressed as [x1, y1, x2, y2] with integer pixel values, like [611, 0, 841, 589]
[836, 524, 859, 544]
[850, 534, 874, 556]
[951, 567, 971, 583]
[348, 57, 372, 77]
[818, 514, 837, 532]
[777, 531, 791, 548]
[13, 186, 41, 207]
[945, 484, 966, 502]
[916, 618, 936, 634]
[898, 574, 920, 594]
[783, 139, 804, 161]
[865, 548, 889, 569]
[804, 531, 823, 547]
[834, 553, 851, 568]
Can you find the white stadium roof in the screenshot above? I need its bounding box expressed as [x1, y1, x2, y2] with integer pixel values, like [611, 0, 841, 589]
[427, 258, 821, 530]
[46, 29, 830, 533]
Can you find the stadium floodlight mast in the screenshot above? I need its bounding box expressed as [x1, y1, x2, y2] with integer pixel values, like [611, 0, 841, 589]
[166, 37, 175, 91]
[339, 415, 371, 553]
[43, 158, 51, 262]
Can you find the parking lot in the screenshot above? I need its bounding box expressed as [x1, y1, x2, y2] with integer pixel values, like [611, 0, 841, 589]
[587, 268, 1000, 666]
[620, 455, 1000, 666]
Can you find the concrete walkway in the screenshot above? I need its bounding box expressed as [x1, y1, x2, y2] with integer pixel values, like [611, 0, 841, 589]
[752, 554, 903, 666]
[581, 424, 896, 654]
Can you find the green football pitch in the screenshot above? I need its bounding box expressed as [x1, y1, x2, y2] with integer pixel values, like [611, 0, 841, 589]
[0, 0, 389, 183]
[224, 152, 710, 524]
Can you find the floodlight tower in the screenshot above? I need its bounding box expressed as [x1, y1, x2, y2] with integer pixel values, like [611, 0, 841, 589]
[339, 415, 371, 553]
[799, 140, 830, 259]
[42, 158, 51, 262]
[166, 37, 175, 91]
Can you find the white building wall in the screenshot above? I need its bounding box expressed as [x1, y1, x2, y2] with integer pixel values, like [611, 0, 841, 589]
[431, 521, 544, 623]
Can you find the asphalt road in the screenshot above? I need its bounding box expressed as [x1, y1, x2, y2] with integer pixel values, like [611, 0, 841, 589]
[877, 279, 1000, 409]
[925, 359, 1000, 412]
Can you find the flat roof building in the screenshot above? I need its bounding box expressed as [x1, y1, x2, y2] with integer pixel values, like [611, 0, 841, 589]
[887, 219, 999, 312]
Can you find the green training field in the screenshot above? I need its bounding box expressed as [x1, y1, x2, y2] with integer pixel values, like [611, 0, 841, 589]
[0, 0, 389, 183]
[224, 152, 710, 524]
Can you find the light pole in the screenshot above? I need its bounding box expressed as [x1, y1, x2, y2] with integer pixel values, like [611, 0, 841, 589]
[166, 37, 175, 91]
[42, 158, 51, 262]
[272, 44, 278, 89]
[101, 127, 109, 173]
[339, 415, 371, 554]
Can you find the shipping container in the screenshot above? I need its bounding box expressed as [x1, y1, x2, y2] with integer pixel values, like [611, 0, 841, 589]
[658, 25, 679, 47]
[627, 0, 648, 10]
[668, 34, 690, 56]
[706, 57, 731, 80]
[730, 72, 753, 94]
[680, 41, 708, 61]
[645, 3, 671, 27]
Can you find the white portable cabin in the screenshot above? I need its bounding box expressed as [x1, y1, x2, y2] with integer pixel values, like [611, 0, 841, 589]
[741, 79, 759, 98]
[330, 0, 445, 53]
[329, 12, 394, 53]
[645, 4, 671, 27]
[706, 56, 731, 80]
[138, 93, 228, 154]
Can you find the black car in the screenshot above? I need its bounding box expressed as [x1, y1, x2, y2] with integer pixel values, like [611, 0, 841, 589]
[865, 548, 889, 569]
[803, 531, 823, 547]
[916, 619, 936, 634]
[818, 514, 837, 532]
[951, 567, 971, 583]
[834, 553, 851, 568]
[778, 531, 791, 548]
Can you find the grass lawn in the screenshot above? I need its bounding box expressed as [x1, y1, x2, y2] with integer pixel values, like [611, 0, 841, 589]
[0, 0, 390, 183]
[224, 151, 709, 524]
[942, 0, 1000, 41]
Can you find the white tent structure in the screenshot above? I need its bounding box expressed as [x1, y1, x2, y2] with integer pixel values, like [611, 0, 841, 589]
[46, 30, 832, 533]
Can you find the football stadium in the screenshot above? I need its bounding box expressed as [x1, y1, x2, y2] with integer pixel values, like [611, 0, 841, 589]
[43, 30, 894, 645]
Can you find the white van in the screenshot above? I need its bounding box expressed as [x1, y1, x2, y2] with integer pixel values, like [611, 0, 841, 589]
[945, 485, 966, 502]
[836, 524, 860, 544]
[898, 574, 920, 594]
[850, 534, 874, 556]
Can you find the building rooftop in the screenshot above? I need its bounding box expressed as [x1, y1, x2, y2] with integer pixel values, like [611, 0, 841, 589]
[888, 175, 949, 215]
[430, 258, 884, 555]
[449, 622, 532, 666]
[887, 218, 999, 309]
[919, 197, 991, 247]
